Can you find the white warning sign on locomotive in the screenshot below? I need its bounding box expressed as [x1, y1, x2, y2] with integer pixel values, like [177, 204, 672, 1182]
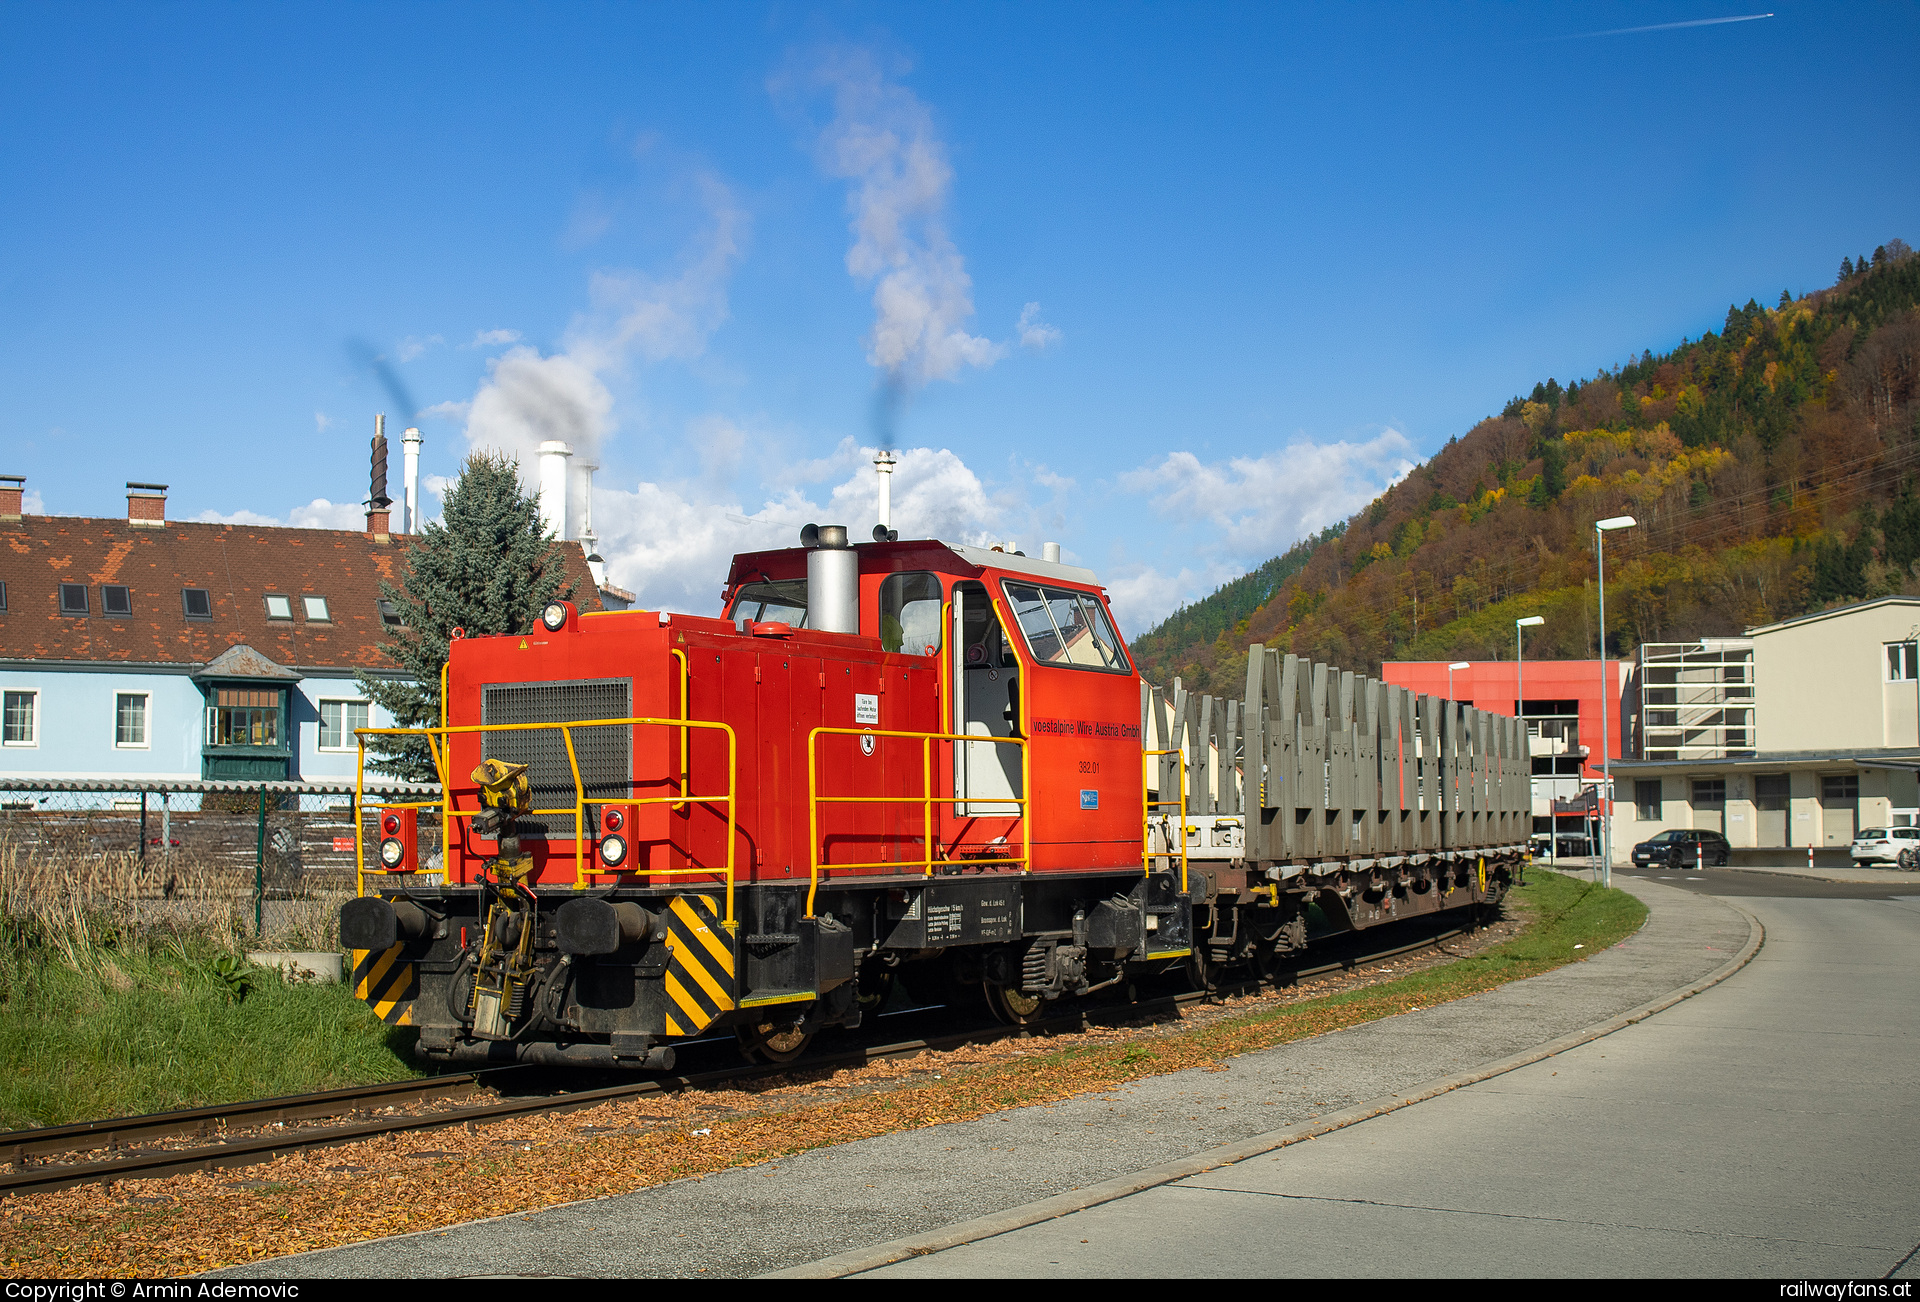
[854, 692, 879, 725]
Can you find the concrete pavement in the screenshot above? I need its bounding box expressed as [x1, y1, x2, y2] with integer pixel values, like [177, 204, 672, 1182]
[862, 889, 1920, 1278]
[226, 871, 1762, 1279]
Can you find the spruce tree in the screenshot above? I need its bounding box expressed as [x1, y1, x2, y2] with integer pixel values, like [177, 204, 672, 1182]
[355, 450, 577, 781]
[1841, 257, 1855, 282]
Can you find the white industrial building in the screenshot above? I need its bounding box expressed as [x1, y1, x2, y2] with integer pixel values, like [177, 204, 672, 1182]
[1609, 595, 1920, 860]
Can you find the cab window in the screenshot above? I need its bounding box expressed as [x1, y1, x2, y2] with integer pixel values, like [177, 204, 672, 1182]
[728, 580, 808, 629]
[879, 572, 943, 656]
[1001, 581, 1129, 673]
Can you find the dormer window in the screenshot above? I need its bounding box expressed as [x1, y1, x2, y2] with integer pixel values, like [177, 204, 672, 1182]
[59, 584, 88, 616]
[302, 595, 330, 622]
[182, 588, 212, 619]
[378, 599, 406, 629]
[102, 586, 132, 617]
[264, 594, 292, 620]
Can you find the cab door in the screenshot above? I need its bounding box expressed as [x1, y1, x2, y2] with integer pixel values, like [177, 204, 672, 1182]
[949, 580, 1024, 817]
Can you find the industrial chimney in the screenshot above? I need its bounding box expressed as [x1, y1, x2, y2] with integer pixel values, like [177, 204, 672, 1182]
[537, 441, 572, 539]
[401, 426, 422, 533]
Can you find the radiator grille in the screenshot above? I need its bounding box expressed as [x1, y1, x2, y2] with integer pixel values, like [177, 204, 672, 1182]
[483, 678, 632, 833]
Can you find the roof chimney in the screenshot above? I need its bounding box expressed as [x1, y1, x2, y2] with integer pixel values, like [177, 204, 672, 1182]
[127, 482, 168, 528]
[538, 441, 572, 539]
[367, 415, 392, 543]
[0, 476, 22, 522]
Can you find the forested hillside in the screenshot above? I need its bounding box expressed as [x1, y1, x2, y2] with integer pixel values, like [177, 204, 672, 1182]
[1136, 242, 1920, 695]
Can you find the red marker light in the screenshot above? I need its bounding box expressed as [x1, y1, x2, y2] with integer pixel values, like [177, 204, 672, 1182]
[602, 807, 625, 833]
[382, 813, 401, 836]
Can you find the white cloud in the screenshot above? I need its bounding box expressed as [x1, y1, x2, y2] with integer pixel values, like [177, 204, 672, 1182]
[592, 436, 1019, 614]
[1102, 561, 1240, 639]
[396, 334, 444, 363]
[420, 400, 471, 422]
[463, 347, 614, 471]
[786, 49, 1007, 390]
[194, 498, 368, 531]
[314, 411, 333, 433]
[288, 498, 370, 530]
[1120, 430, 1417, 559]
[22, 490, 45, 514]
[194, 508, 285, 527]
[1017, 302, 1061, 351]
[465, 329, 522, 350]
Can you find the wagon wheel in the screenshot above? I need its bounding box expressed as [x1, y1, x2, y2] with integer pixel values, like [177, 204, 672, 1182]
[1185, 943, 1218, 998]
[735, 1019, 813, 1066]
[983, 982, 1048, 1026]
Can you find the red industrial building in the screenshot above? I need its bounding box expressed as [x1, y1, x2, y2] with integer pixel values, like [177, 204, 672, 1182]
[1382, 659, 1632, 851]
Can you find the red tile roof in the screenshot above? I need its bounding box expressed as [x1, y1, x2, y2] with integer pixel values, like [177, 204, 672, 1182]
[0, 516, 601, 671]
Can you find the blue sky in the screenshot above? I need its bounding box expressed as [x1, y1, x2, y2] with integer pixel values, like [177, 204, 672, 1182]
[3, 2, 1914, 631]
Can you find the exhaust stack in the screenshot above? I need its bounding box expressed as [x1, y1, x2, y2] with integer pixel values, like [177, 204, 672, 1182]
[802, 524, 858, 634]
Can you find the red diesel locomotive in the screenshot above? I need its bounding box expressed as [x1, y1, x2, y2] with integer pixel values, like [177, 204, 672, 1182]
[341, 526, 1524, 1068]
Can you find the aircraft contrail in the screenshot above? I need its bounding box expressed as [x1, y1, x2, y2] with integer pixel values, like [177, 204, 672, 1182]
[1554, 12, 1774, 40]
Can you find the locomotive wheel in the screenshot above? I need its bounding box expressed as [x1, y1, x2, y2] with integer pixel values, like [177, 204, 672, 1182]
[983, 982, 1047, 1026]
[735, 1019, 813, 1065]
[855, 965, 896, 1016]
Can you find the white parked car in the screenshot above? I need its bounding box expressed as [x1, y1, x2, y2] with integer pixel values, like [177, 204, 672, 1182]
[1850, 827, 1920, 866]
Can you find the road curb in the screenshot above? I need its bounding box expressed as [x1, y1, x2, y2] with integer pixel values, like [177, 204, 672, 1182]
[763, 887, 1765, 1279]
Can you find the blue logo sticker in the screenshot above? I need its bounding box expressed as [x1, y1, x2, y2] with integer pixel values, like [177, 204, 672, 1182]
[1080, 789, 1099, 810]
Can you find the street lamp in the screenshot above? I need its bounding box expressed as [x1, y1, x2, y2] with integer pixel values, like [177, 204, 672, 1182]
[1595, 515, 1637, 886]
[1448, 661, 1471, 701]
[1516, 616, 1544, 859]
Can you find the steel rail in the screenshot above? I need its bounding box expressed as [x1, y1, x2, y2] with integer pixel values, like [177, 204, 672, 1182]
[0, 923, 1477, 1197]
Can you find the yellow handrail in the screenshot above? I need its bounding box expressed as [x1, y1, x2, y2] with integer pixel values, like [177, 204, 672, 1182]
[353, 714, 740, 924]
[1143, 748, 1189, 894]
[805, 725, 1029, 918]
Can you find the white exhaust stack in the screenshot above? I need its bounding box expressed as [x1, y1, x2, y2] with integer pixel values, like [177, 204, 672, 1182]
[401, 427, 422, 533]
[874, 449, 897, 531]
[537, 441, 572, 539]
[579, 461, 605, 588]
[1043, 541, 1061, 563]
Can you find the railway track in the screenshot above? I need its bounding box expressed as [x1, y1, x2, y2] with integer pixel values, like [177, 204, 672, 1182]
[0, 921, 1475, 1197]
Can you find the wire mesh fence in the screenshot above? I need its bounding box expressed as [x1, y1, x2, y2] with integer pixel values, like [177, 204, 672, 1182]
[0, 782, 442, 948]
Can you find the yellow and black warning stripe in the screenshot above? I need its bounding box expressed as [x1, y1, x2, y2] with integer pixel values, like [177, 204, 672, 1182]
[350, 945, 417, 1025]
[663, 894, 735, 1036]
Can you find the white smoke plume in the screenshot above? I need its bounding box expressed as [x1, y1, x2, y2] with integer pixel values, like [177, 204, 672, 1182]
[782, 49, 1054, 446]
[458, 174, 746, 478]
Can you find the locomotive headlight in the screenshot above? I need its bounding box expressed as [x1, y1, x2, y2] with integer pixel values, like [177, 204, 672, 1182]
[541, 602, 569, 631]
[378, 837, 406, 868]
[598, 834, 628, 868]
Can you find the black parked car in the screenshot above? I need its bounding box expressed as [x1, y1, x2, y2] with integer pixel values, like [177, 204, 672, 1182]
[1631, 828, 1731, 868]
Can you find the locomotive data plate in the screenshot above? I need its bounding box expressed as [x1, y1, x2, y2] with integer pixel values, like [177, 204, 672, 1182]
[883, 879, 1023, 949]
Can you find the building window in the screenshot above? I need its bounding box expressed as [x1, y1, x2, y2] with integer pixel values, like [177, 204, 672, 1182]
[2, 691, 35, 746]
[1755, 774, 1790, 810]
[1692, 778, 1726, 806]
[209, 687, 280, 746]
[1822, 774, 1859, 802]
[59, 584, 88, 616]
[302, 595, 330, 622]
[1888, 642, 1918, 682]
[182, 588, 212, 619]
[102, 585, 132, 617]
[318, 698, 369, 750]
[0, 581, 8, 612]
[115, 693, 148, 747]
[264, 594, 292, 620]
[1635, 780, 1662, 820]
[378, 599, 406, 629]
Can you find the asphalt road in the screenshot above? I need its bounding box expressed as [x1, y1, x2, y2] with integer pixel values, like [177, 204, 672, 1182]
[866, 882, 1920, 1278]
